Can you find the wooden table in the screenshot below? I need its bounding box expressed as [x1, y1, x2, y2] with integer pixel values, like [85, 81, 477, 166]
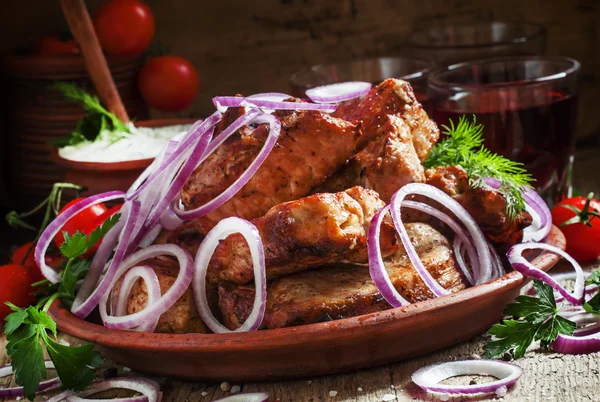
[1, 148, 600, 402]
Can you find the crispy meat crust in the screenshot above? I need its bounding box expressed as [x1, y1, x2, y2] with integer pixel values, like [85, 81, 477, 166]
[218, 222, 466, 330]
[181, 110, 359, 232]
[207, 186, 398, 285]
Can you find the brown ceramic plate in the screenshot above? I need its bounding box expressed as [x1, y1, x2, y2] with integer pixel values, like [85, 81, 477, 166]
[49, 226, 565, 381]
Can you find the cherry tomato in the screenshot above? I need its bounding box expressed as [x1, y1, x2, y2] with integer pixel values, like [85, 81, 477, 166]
[34, 34, 79, 56]
[52, 198, 108, 250]
[138, 56, 199, 112]
[94, 0, 154, 56]
[10, 242, 45, 284]
[551, 194, 600, 262]
[0, 264, 37, 320]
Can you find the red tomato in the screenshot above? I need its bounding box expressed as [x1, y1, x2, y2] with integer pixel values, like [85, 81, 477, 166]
[0, 264, 37, 320]
[52, 198, 108, 250]
[138, 56, 199, 112]
[34, 34, 79, 56]
[94, 0, 154, 56]
[10, 242, 45, 284]
[551, 194, 600, 262]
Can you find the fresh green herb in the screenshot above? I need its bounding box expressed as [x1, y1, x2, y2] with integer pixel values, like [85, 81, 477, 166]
[583, 268, 600, 315]
[424, 115, 534, 220]
[3, 215, 119, 400]
[48, 82, 131, 147]
[483, 280, 576, 359]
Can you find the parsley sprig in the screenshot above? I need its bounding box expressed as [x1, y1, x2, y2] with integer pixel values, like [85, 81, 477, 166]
[4, 214, 120, 400]
[49, 82, 131, 147]
[424, 115, 534, 220]
[483, 280, 576, 359]
[583, 269, 600, 315]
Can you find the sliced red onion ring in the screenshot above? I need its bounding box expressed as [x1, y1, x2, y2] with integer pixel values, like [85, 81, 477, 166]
[127, 112, 222, 201]
[173, 111, 281, 220]
[402, 200, 480, 284]
[100, 244, 193, 330]
[507, 243, 585, 306]
[525, 271, 596, 302]
[248, 92, 293, 101]
[452, 238, 475, 285]
[213, 96, 337, 113]
[305, 81, 371, 103]
[552, 330, 600, 354]
[412, 360, 522, 396]
[390, 184, 492, 294]
[159, 205, 184, 231]
[0, 361, 59, 398]
[35, 191, 125, 284]
[488, 242, 505, 278]
[569, 313, 600, 336]
[71, 201, 141, 319]
[485, 177, 551, 242]
[113, 265, 161, 332]
[126, 138, 179, 200]
[47, 377, 161, 402]
[367, 206, 410, 308]
[131, 119, 214, 245]
[193, 217, 267, 332]
[138, 224, 163, 248]
[214, 393, 269, 402]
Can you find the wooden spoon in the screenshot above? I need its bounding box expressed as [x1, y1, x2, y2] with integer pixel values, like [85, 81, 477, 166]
[59, 0, 130, 123]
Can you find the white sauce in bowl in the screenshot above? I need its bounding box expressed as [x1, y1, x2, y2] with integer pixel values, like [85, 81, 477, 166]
[58, 123, 192, 163]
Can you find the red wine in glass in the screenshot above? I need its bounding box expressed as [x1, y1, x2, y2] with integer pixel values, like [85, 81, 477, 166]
[433, 90, 578, 201]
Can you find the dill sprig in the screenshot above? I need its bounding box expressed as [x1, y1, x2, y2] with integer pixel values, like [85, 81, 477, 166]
[424, 115, 533, 220]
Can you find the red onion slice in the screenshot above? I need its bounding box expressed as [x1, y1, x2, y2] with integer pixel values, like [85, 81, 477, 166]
[452, 238, 475, 285]
[507, 243, 585, 306]
[214, 393, 270, 402]
[35, 191, 125, 284]
[99, 244, 193, 330]
[0, 361, 59, 398]
[248, 92, 293, 101]
[71, 201, 141, 319]
[552, 330, 600, 354]
[390, 184, 492, 294]
[485, 177, 551, 242]
[213, 96, 337, 113]
[113, 265, 161, 332]
[569, 313, 600, 336]
[402, 200, 480, 284]
[367, 206, 411, 308]
[127, 112, 222, 201]
[412, 360, 522, 396]
[47, 377, 161, 402]
[305, 81, 371, 103]
[193, 217, 267, 332]
[173, 111, 281, 220]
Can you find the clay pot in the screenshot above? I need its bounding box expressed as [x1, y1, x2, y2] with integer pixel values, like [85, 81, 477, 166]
[51, 118, 196, 196]
[2, 52, 148, 209]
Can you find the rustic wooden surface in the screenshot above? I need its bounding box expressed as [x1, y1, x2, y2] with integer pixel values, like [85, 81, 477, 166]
[0, 147, 599, 401]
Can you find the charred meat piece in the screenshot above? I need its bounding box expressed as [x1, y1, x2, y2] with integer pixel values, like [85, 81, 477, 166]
[317, 114, 425, 202]
[112, 257, 209, 334]
[219, 222, 467, 330]
[181, 110, 359, 231]
[422, 166, 532, 246]
[333, 78, 439, 160]
[207, 186, 398, 285]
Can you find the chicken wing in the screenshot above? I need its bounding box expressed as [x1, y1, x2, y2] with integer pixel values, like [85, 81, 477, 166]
[206, 186, 398, 285]
[180, 110, 359, 232]
[218, 222, 466, 330]
[333, 78, 439, 160]
[317, 114, 425, 202]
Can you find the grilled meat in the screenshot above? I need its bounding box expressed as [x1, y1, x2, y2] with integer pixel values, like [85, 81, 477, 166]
[207, 186, 398, 285]
[333, 78, 439, 159]
[317, 114, 425, 202]
[181, 110, 359, 232]
[421, 166, 533, 246]
[219, 222, 467, 330]
[113, 257, 208, 334]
